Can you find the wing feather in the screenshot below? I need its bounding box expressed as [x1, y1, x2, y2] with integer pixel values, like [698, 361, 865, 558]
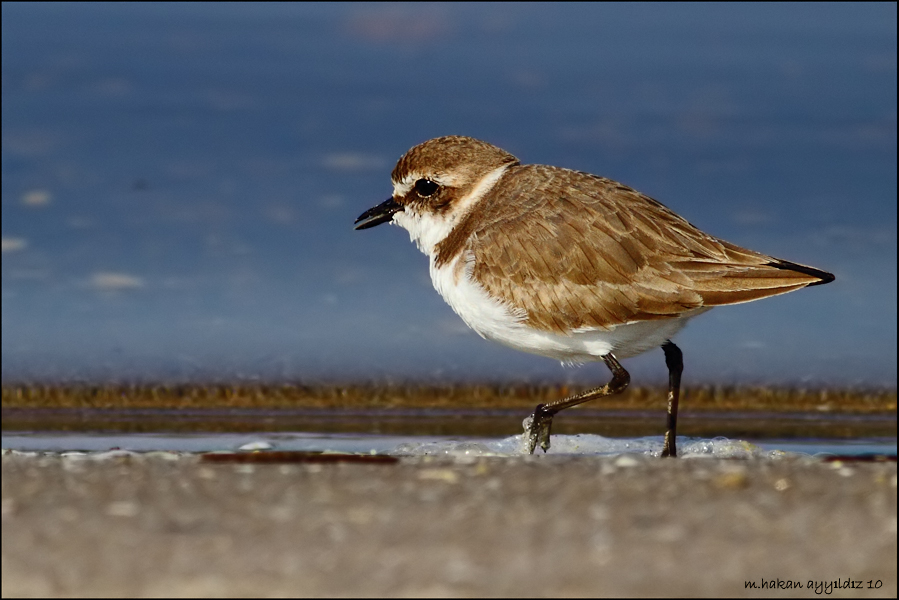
[450, 165, 830, 333]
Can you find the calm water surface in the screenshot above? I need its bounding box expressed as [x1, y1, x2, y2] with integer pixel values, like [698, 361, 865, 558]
[2, 3, 896, 386]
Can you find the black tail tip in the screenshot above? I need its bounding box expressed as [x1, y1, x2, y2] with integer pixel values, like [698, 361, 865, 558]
[767, 260, 835, 286]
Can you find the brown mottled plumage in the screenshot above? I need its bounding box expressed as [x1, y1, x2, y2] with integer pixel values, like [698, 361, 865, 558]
[436, 162, 829, 333]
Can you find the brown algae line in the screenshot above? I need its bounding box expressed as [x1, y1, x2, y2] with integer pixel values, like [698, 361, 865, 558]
[1, 384, 895, 413]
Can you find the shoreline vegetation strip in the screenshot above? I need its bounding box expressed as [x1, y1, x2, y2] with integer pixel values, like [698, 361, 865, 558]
[2, 384, 895, 413]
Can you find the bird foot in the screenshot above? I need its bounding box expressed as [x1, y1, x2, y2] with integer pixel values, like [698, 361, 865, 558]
[523, 404, 554, 454]
[661, 432, 677, 458]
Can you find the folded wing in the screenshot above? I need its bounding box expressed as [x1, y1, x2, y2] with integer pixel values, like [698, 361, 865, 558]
[454, 165, 833, 334]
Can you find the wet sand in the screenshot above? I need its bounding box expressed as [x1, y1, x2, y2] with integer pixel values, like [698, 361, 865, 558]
[2, 452, 896, 597]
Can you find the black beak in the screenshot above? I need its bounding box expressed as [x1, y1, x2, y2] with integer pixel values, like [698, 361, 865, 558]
[354, 197, 403, 230]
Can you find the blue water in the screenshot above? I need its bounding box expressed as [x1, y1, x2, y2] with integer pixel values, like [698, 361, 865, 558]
[2, 3, 896, 386]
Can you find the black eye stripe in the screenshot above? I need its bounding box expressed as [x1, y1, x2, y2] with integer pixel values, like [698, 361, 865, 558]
[414, 179, 439, 197]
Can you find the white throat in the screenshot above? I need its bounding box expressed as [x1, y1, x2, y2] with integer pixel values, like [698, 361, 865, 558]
[392, 163, 510, 257]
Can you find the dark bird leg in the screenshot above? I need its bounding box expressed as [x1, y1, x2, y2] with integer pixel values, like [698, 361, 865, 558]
[661, 341, 683, 457]
[525, 353, 630, 454]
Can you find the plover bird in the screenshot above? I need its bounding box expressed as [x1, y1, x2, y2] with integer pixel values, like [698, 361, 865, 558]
[355, 136, 834, 456]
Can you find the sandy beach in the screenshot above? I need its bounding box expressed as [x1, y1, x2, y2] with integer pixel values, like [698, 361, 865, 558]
[2, 451, 896, 597]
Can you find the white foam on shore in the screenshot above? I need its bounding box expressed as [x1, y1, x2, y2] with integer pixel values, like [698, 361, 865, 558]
[390, 434, 784, 459]
[2, 433, 893, 459]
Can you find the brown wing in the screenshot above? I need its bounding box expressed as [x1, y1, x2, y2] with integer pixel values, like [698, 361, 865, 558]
[438, 165, 833, 334]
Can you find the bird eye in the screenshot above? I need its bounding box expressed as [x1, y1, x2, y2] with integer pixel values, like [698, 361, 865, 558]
[414, 179, 439, 198]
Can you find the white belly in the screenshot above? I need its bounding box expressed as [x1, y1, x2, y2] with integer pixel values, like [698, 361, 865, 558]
[430, 253, 705, 362]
